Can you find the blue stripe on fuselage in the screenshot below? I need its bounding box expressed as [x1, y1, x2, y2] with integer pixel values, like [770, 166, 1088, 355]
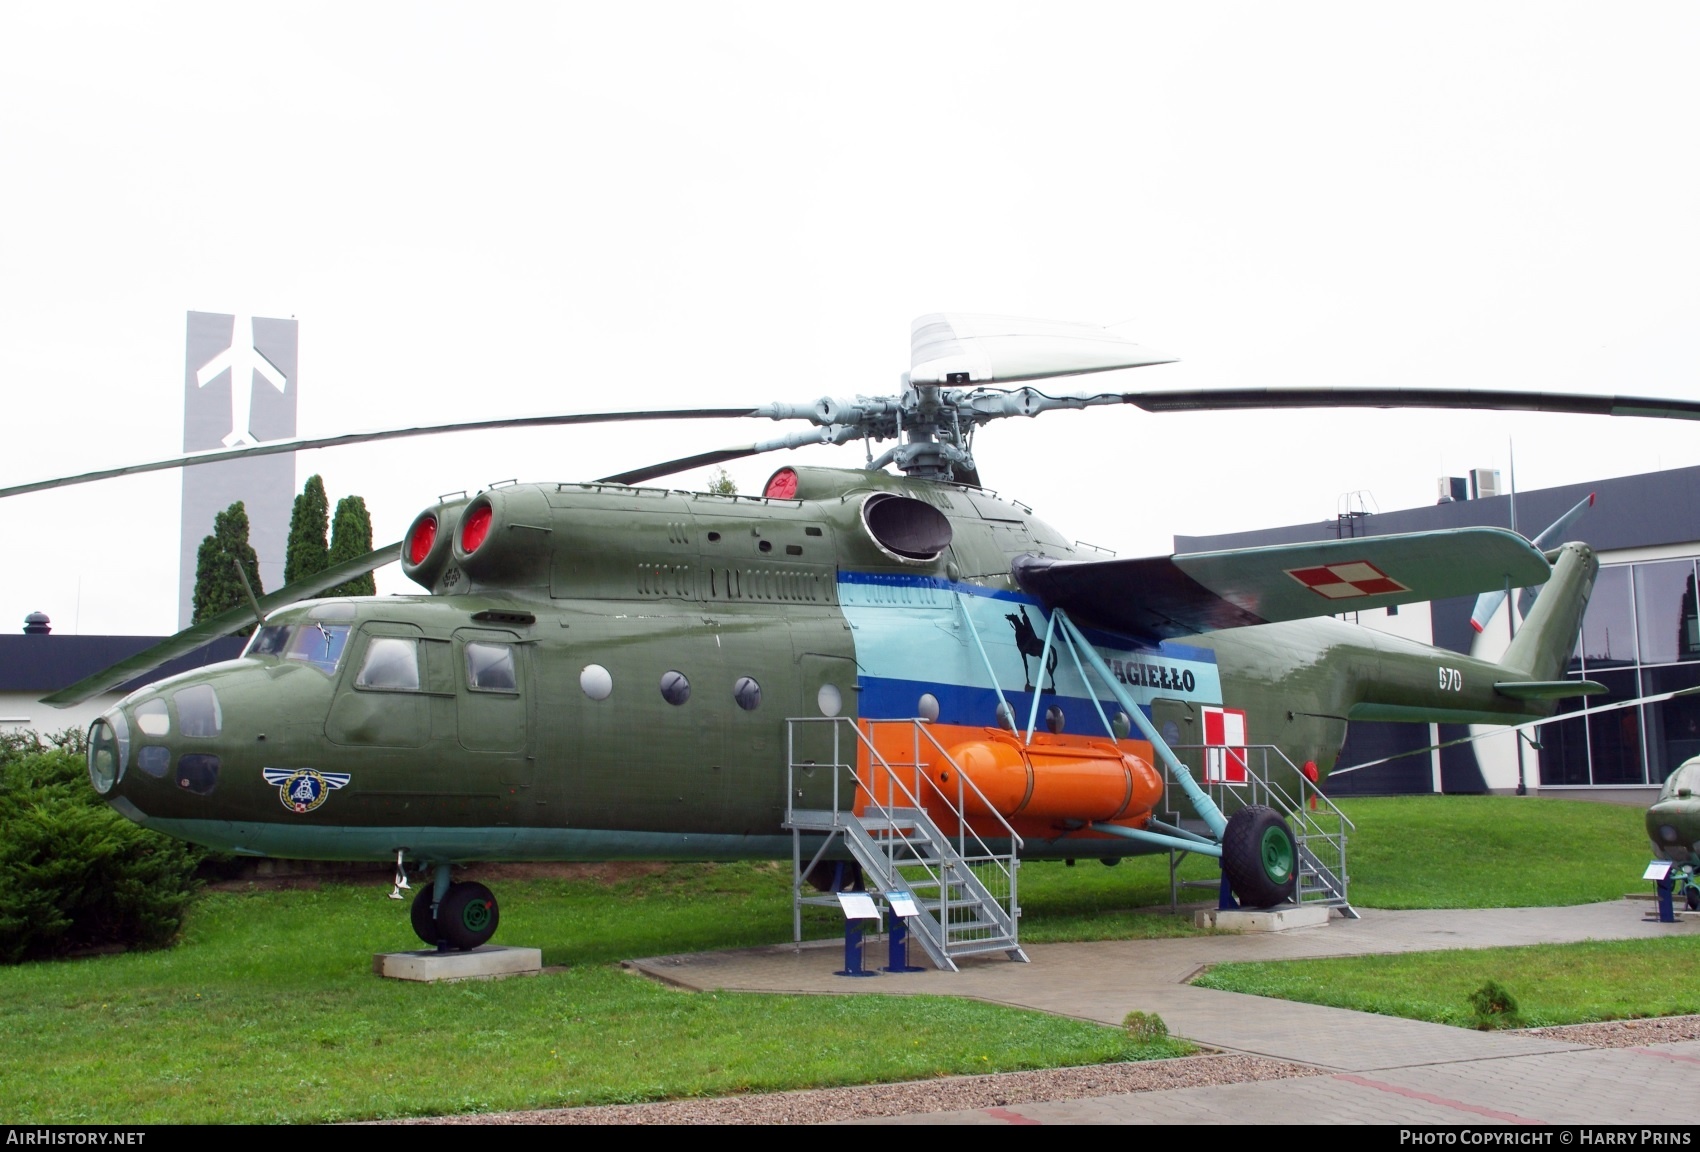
[839, 570, 1222, 728]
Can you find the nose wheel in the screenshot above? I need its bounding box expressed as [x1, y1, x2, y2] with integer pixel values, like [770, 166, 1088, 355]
[410, 880, 501, 950]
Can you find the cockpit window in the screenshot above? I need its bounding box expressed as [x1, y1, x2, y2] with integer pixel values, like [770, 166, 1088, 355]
[244, 624, 351, 675]
[246, 625, 291, 657]
[175, 685, 222, 737]
[356, 637, 421, 691]
[465, 643, 518, 692]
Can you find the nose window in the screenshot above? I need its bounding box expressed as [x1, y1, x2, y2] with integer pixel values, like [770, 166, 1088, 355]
[88, 713, 129, 794]
[135, 699, 170, 737]
[137, 746, 170, 778]
[175, 685, 222, 737]
[176, 754, 220, 795]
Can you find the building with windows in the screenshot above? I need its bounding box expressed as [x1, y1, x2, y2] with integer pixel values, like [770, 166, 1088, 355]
[1177, 464, 1700, 805]
[0, 617, 242, 738]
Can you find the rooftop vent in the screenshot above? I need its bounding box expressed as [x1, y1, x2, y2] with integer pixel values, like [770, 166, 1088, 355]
[23, 612, 50, 635]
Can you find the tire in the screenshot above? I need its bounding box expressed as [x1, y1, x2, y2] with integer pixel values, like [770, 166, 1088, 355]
[804, 860, 864, 893]
[437, 881, 500, 950]
[1221, 805, 1298, 908]
[410, 884, 439, 947]
[1686, 884, 1699, 912]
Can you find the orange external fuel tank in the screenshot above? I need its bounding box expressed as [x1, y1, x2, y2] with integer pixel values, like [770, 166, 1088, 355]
[936, 730, 1163, 824]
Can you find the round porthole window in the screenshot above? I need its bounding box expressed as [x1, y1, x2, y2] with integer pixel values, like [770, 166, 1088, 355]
[1112, 711, 1132, 738]
[1045, 705, 1065, 734]
[733, 676, 762, 711]
[580, 664, 613, 701]
[660, 670, 690, 706]
[817, 683, 842, 717]
[917, 693, 940, 722]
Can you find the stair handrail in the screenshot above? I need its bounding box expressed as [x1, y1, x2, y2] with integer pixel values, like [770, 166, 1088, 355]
[786, 716, 1024, 944]
[798, 716, 1022, 906]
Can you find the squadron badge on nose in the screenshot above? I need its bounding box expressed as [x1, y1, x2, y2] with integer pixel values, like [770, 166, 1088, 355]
[262, 767, 352, 813]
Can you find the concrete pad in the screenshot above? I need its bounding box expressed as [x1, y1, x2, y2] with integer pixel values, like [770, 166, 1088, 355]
[373, 945, 543, 983]
[1194, 904, 1333, 932]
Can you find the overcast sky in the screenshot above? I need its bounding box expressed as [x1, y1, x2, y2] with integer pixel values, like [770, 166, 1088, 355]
[2, 3, 1697, 637]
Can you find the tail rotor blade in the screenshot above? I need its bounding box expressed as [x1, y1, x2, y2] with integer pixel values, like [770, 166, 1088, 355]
[1471, 493, 1596, 632]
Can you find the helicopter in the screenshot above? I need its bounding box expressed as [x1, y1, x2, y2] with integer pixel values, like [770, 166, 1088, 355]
[22, 312, 1700, 958]
[1648, 756, 1700, 910]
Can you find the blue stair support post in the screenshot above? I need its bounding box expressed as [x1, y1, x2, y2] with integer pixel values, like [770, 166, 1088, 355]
[836, 892, 880, 977]
[883, 912, 925, 973]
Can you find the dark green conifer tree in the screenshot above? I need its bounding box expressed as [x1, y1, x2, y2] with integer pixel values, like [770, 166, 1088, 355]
[326, 494, 377, 596]
[283, 474, 330, 586]
[191, 501, 264, 624]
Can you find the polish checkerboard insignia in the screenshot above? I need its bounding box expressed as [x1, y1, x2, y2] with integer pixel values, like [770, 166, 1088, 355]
[1284, 560, 1409, 600]
[263, 767, 352, 813]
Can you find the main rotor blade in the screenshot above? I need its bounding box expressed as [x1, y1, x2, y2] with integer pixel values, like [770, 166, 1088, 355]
[41, 540, 402, 708]
[1119, 387, 1700, 420]
[598, 446, 765, 487]
[1331, 684, 1700, 778]
[0, 408, 763, 501]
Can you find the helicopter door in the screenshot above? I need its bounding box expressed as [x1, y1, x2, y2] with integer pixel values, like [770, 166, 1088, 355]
[453, 629, 531, 755]
[325, 623, 429, 748]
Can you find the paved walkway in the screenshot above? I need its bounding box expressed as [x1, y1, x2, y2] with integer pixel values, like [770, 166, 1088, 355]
[627, 901, 1700, 1124]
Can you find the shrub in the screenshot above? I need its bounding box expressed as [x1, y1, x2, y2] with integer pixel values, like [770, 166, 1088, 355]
[0, 731, 206, 963]
[1468, 979, 1521, 1029]
[1123, 1010, 1169, 1042]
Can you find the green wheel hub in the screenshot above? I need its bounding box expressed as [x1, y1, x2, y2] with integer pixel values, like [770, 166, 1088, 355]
[1260, 825, 1295, 884]
[460, 898, 493, 933]
[1221, 804, 1300, 908]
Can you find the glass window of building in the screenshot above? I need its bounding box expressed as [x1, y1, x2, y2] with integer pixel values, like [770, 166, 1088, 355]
[1579, 565, 1637, 669]
[1634, 560, 1699, 667]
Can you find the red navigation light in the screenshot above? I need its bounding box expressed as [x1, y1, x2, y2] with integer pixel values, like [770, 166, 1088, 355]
[407, 515, 438, 565]
[763, 468, 799, 500]
[461, 504, 493, 553]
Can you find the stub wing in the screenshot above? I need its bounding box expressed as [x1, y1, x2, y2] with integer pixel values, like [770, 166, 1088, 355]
[1012, 527, 1552, 641]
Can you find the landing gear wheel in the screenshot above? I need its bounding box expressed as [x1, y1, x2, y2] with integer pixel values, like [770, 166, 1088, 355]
[1686, 884, 1699, 912]
[410, 885, 439, 947]
[1222, 805, 1298, 908]
[438, 881, 500, 950]
[803, 860, 864, 893]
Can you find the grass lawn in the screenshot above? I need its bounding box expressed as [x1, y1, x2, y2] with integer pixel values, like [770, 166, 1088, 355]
[0, 793, 1663, 1121]
[0, 863, 1188, 1124]
[1334, 795, 1650, 908]
[1189, 796, 1679, 1032]
[1194, 937, 1700, 1029]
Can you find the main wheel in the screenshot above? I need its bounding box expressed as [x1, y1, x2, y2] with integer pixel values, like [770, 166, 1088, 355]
[410, 885, 439, 947]
[1686, 884, 1699, 912]
[437, 881, 500, 950]
[803, 860, 864, 893]
[1221, 805, 1298, 908]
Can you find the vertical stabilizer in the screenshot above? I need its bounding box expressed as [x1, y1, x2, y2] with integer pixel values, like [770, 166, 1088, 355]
[1501, 542, 1597, 681]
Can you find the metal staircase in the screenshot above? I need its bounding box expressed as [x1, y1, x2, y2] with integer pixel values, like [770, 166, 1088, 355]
[784, 717, 1028, 971]
[1158, 743, 1357, 917]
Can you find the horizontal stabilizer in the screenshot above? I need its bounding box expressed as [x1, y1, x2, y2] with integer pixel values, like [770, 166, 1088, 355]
[1494, 680, 1607, 701]
[42, 541, 402, 708]
[1013, 527, 1551, 641]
